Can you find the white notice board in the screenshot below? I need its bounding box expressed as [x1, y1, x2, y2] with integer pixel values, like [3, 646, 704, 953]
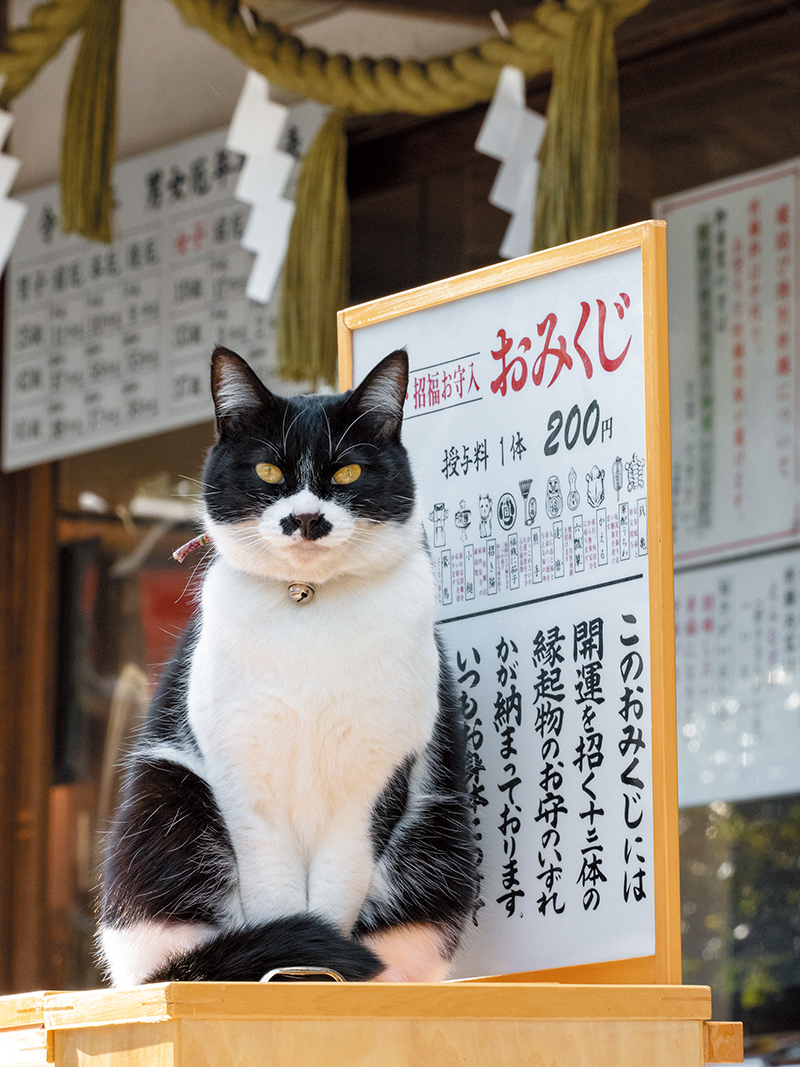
[655, 160, 800, 566]
[675, 550, 800, 809]
[2, 128, 300, 472]
[339, 222, 680, 984]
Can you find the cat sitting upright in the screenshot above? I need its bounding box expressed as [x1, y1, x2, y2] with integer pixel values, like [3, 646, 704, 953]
[99, 346, 476, 986]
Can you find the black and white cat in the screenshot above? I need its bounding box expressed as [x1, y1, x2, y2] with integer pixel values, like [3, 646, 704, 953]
[99, 346, 476, 986]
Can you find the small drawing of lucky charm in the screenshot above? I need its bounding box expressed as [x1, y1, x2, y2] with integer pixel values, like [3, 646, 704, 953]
[567, 468, 580, 511]
[455, 500, 472, 542]
[625, 453, 646, 492]
[519, 479, 537, 525]
[545, 475, 563, 519]
[586, 465, 605, 509]
[429, 502, 448, 547]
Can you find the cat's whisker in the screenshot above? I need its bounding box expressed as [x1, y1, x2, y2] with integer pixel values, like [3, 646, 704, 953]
[319, 401, 333, 460]
[335, 441, 379, 460]
[281, 406, 306, 450]
[334, 404, 388, 451]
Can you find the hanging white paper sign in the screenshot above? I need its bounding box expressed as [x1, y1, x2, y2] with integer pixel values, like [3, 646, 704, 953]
[476, 66, 546, 260]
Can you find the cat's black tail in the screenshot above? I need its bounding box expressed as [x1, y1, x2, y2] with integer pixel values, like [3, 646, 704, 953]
[144, 915, 383, 982]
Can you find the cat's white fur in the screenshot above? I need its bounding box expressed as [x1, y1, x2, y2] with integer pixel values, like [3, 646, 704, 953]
[102, 487, 442, 985]
[102, 921, 217, 989]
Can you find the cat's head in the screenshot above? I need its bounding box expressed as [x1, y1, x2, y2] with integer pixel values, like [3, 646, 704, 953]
[202, 347, 415, 584]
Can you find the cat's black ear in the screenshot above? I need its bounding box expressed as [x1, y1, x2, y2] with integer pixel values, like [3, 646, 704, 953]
[347, 350, 408, 440]
[210, 347, 277, 435]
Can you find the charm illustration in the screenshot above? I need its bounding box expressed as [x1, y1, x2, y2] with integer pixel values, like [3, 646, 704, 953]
[625, 452, 645, 492]
[497, 492, 517, 531]
[567, 467, 580, 511]
[479, 494, 493, 538]
[586, 465, 606, 509]
[612, 456, 623, 501]
[519, 479, 537, 525]
[455, 500, 472, 542]
[527, 493, 537, 525]
[429, 502, 448, 547]
[545, 475, 563, 519]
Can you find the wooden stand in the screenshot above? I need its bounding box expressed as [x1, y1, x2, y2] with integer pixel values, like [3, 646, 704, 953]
[0, 982, 742, 1067]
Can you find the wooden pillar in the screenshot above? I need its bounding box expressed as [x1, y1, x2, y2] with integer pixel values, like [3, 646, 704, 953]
[0, 462, 58, 993]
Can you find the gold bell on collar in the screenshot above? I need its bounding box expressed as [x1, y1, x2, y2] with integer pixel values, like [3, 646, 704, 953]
[288, 582, 315, 604]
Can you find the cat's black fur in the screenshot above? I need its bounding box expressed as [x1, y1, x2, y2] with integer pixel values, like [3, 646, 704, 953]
[98, 347, 476, 985]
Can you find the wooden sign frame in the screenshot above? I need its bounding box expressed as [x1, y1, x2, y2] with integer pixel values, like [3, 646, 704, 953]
[338, 221, 680, 986]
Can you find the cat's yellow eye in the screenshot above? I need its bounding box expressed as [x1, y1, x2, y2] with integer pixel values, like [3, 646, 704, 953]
[255, 462, 284, 484]
[332, 464, 361, 485]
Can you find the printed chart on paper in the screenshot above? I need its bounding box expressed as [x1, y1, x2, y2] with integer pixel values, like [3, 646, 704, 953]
[2, 129, 288, 471]
[656, 160, 799, 565]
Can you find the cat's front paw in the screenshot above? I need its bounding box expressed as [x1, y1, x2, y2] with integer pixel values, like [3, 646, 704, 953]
[361, 923, 451, 983]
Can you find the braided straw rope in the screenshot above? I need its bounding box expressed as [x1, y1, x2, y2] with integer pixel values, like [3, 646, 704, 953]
[166, 0, 648, 116]
[0, 0, 650, 384]
[0, 0, 97, 106]
[0, 0, 649, 118]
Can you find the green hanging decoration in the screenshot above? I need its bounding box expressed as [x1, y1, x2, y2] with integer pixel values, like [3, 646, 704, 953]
[534, 2, 622, 251]
[60, 0, 122, 243]
[277, 111, 349, 387]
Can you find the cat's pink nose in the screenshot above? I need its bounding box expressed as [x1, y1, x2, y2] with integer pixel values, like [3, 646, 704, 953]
[293, 512, 323, 539]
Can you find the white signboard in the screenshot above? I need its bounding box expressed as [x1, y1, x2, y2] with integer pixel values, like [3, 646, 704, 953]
[3, 128, 299, 471]
[656, 160, 799, 566]
[675, 550, 800, 808]
[340, 222, 679, 983]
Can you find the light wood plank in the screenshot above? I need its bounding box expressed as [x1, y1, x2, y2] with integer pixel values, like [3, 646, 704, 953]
[0, 993, 52, 1032]
[704, 1020, 744, 1064]
[174, 1017, 704, 1067]
[338, 222, 660, 333]
[42, 983, 713, 1029]
[56, 1022, 177, 1067]
[0, 1026, 50, 1067]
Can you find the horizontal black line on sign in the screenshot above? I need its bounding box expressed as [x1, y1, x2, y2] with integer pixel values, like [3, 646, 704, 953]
[405, 397, 483, 420]
[410, 352, 480, 374]
[438, 571, 645, 625]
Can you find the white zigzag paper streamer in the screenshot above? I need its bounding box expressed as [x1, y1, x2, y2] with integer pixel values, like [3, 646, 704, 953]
[226, 71, 296, 304]
[476, 66, 546, 259]
[0, 83, 27, 277]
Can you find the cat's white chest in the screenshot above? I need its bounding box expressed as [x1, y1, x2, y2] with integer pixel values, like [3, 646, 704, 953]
[186, 552, 439, 927]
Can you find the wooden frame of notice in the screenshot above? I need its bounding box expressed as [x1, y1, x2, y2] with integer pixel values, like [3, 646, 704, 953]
[339, 221, 680, 986]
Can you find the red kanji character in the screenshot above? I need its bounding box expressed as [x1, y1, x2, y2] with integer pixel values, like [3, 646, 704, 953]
[490, 330, 527, 395]
[573, 302, 594, 378]
[597, 295, 631, 372]
[453, 363, 466, 398]
[533, 314, 572, 386]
